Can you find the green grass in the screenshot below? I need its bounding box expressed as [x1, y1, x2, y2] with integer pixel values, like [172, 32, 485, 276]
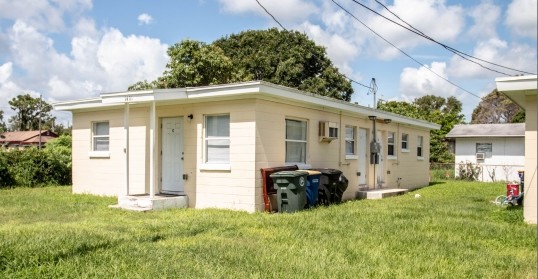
[0, 182, 536, 278]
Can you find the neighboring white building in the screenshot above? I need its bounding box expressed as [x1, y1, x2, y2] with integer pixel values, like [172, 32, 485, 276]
[446, 123, 525, 183]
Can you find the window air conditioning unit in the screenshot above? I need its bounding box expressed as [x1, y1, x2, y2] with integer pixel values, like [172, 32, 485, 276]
[319, 121, 338, 142]
[475, 153, 485, 160]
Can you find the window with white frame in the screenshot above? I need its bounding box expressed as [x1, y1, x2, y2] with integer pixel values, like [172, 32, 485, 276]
[92, 121, 109, 151]
[401, 133, 409, 151]
[205, 114, 230, 163]
[387, 132, 395, 157]
[345, 126, 356, 156]
[417, 135, 423, 157]
[285, 119, 307, 163]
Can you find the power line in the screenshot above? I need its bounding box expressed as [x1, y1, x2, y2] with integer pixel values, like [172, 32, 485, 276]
[369, 0, 536, 76]
[331, 0, 482, 99]
[254, 0, 372, 90]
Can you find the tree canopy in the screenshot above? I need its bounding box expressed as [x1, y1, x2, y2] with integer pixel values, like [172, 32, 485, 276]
[0, 110, 6, 133]
[129, 28, 353, 101]
[377, 95, 465, 163]
[8, 94, 55, 131]
[471, 89, 524, 123]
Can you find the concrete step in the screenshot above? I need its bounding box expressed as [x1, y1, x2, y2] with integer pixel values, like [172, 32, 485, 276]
[113, 195, 189, 211]
[356, 188, 408, 200]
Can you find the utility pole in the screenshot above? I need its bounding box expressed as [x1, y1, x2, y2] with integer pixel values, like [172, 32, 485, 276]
[38, 94, 42, 148]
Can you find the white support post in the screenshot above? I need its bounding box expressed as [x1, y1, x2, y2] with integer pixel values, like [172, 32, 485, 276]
[124, 103, 130, 196]
[149, 101, 156, 198]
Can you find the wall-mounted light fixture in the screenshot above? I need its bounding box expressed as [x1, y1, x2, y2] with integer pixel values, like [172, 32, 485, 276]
[187, 114, 193, 120]
[383, 119, 392, 124]
[368, 115, 376, 121]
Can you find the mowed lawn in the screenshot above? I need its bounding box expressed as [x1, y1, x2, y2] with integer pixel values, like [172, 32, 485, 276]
[0, 181, 536, 278]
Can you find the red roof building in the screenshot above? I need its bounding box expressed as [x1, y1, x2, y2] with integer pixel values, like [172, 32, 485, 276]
[0, 130, 59, 149]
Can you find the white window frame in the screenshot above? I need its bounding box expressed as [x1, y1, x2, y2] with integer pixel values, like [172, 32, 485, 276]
[401, 133, 409, 152]
[417, 135, 424, 159]
[345, 126, 357, 159]
[204, 114, 230, 166]
[387, 131, 396, 159]
[89, 121, 110, 158]
[285, 118, 308, 164]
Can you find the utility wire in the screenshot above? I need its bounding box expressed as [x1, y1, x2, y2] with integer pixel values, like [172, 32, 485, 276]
[331, 0, 482, 99]
[254, 0, 372, 89]
[367, 0, 536, 76]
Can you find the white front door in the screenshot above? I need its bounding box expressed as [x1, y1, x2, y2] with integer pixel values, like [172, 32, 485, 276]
[358, 128, 367, 185]
[161, 117, 184, 194]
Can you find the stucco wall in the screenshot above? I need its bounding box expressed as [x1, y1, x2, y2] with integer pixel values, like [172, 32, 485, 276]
[72, 107, 148, 196]
[523, 94, 537, 224]
[454, 137, 525, 182]
[253, 98, 432, 210]
[71, 98, 434, 213]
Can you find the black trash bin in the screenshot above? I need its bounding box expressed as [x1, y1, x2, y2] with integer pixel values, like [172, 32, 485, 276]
[312, 168, 348, 205]
[270, 171, 308, 213]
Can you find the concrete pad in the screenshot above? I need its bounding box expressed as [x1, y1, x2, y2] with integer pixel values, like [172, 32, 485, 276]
[356, 188, 408, 200]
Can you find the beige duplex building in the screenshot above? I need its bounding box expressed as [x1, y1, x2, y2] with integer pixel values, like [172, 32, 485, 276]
[496, 75, 537, 224]
[54, 81, 439, 212]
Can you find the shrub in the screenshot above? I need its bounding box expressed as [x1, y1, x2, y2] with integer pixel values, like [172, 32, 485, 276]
[0, 135, 72, 187]
[457, 161, 481, 181]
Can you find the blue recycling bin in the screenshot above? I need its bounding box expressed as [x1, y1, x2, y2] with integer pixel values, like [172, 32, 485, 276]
[302, 170, 321, 207]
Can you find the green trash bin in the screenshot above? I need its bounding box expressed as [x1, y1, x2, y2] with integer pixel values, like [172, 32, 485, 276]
[270, 171, 308, 213]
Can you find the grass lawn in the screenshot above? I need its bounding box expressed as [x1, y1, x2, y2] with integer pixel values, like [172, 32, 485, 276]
[0, 181, 536, 278]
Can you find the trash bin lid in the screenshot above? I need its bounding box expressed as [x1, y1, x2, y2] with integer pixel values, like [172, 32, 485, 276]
[270, 170, 308, 178]
[311, 168, 342, 175]
[301, 170, 321, 175]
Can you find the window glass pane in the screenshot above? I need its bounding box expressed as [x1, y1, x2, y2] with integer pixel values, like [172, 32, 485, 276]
[93, 137, 109, 151]
[388, 132, 394, 144]
[388, 145, 394, 156]
[286, 119, 306, 140]
[345, 127, 354, 139]
[95, 122, 109, 136]
[286, 141, 306, 163]
[206, 139, 230, 163]
[345, 141, 355, 154]
[206, 115, 230, 137]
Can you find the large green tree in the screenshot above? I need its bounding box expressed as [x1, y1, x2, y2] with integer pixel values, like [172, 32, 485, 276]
[129, 28, 353, 101]
[471, 89, 524, 123]
[377, 95, 464, 163]
[8, 94, 55, 131]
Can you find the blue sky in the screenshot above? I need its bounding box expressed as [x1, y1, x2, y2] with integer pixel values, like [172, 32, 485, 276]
[0, 0, 536, 125]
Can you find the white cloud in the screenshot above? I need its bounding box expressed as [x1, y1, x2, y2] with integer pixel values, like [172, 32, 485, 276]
[0, 0, 92, 32]
[4, 20, 168, 105]
[468, 0, 500, 39]
[505, 0, 537, 39]
[138, 13, 153, 25]
[218, 0, 318, 24]
[448, 38, 537, 78]
[399, 61, 458, 101]
[362, 0, 465, 60]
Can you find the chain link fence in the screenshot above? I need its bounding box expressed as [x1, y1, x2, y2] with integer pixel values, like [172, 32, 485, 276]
[430, 162, 524, 183]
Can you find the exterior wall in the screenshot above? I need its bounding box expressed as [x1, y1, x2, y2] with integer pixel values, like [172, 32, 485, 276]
[71, 98, 434, 213]
[157, 99, 257, 212]
[383, 125, 431, 190]
[254, 99, 432, 210]
[71, 107, 148, 196]
[523, 94, 537, 224]
[454, 137, 525, 182]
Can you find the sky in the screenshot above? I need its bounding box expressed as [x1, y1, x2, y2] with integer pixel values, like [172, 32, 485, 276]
[0, 0, 536, 126]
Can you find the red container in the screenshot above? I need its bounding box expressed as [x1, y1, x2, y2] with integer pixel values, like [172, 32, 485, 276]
[506, 184, 519, 197]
